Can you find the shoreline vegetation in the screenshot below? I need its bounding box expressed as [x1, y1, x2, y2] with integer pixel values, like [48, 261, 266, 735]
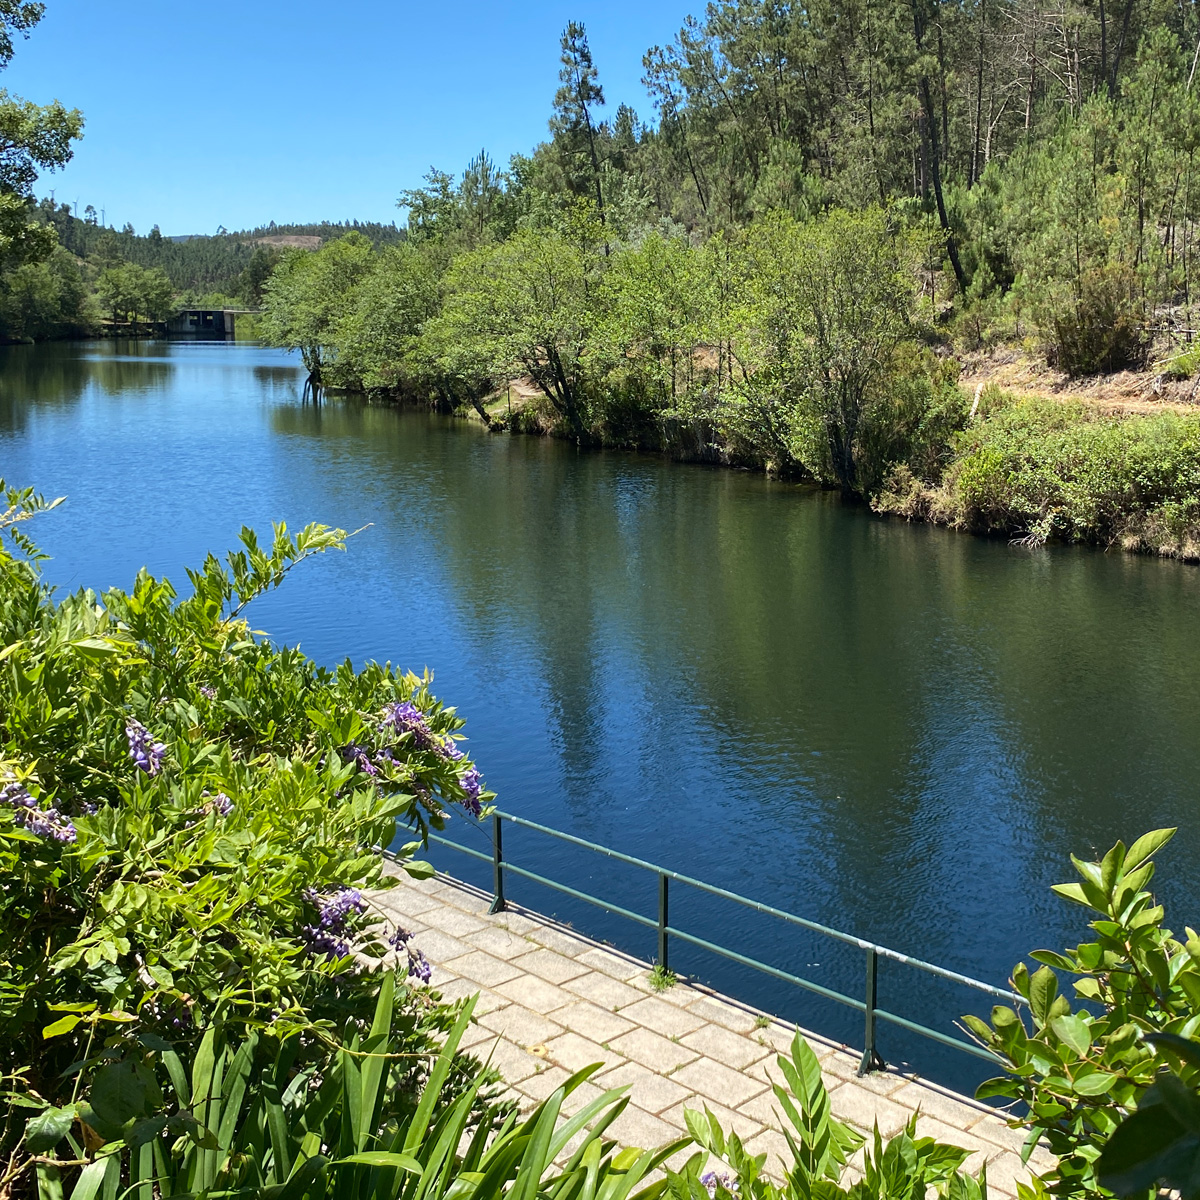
[2, 12, 1200, 560]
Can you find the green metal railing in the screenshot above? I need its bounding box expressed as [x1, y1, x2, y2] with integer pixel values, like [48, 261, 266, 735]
[421, 810, 1023, 1076]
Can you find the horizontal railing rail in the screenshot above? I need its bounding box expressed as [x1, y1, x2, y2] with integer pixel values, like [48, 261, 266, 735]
[409, 809, 1022, 1075]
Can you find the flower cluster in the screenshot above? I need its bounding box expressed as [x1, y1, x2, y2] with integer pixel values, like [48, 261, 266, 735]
[303, 887, 366, 960]
[126, 719, 166, 776]
[442, 737, 464, 762]
[198, 685, 217, 700]
[203, 791, 234, 817]
[700, 1173, 738, 1197]
[460, 766, 483, 816]
[342, 742, 379, 776]
[3, 781, 76, 843]
[388, 925, 432, 983]
[381, 701, 436, 751]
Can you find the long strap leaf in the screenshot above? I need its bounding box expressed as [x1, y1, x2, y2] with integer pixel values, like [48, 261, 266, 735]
[357, 971, 396, 1153]
[403, 995, 477, 1154]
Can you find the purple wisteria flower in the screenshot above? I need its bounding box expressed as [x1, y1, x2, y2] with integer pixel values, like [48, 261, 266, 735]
[0, 782, 36, 810]
[204, 791, 234, 817]
[22, 806, 77, 843]
[342, 743, 379, 776]
[441, 737, 464, 762]
[302, 925, 350, 960]
[319, 888, 364, 928]
[459, 766, 483, 817]
[700, 1173, 737, 1197]
[198, 685, 217, 700]
[381, 701, 434, 750]
[3, 781, 77, 842]
[303, 887, 365, 960]
[126, 720, 166, 776]
[388, 926, 431, 983]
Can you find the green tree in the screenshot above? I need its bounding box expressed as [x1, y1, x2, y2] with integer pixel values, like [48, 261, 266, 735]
[260, 232, 374, 385]
[95, 261, 173, 328]
[438, 224, 602, 440]
[333, 241, 442, 393]
[551, 22, 607, 231]
[734, 208, 929, 492]
[0, 242, 91, 338]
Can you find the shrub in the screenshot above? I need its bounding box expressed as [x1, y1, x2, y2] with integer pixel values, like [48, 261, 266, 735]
[963, 829, 1190, 1199]
[668, 1032, 988, 1200]
[1039, 265, 1150, 377]
[0, 483, 494, 1181]
[899, 395, 1200, 555]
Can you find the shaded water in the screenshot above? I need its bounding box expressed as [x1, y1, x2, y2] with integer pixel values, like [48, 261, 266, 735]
[2, 339, 1198, 1091]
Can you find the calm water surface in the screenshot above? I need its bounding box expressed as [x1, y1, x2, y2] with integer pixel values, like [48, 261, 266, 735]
[2, 340, 1198, 1090]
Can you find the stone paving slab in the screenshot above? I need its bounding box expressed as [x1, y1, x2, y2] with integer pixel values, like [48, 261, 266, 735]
[371, 867, 1054, 1197]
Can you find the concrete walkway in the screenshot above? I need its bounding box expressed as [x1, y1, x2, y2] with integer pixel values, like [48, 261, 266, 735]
[372, 867, 1054, 1196]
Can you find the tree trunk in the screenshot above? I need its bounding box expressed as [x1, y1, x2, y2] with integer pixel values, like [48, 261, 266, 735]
[920, 76, 968, 291]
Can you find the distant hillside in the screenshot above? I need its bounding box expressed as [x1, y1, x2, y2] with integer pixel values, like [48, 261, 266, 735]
[33, 201, 405, 299]
[250, 235, 323, 250]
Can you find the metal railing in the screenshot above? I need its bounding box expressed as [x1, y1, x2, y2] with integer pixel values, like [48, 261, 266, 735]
[421, 810, 1023, 1076]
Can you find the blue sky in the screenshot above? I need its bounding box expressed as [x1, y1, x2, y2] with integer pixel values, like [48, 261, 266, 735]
[5, 1, 688, 236]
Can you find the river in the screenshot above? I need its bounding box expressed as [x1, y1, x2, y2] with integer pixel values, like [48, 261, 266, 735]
[2, 338, 1198, 1091]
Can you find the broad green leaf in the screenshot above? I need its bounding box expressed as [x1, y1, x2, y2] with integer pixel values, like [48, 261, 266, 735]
[1126, 828, 1176, 871]
[1051, 1013, 1092, 1056]
[41, 1014, 82, 1039]
[25, 1105, 77, 1153]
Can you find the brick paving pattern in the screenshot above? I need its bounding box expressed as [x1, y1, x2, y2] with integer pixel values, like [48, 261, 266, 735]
[371, 867, 1054, 1196]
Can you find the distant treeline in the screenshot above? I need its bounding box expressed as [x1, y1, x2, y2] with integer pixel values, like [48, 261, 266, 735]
[33, 202, 405, 297]
[0, 203, 407, 341]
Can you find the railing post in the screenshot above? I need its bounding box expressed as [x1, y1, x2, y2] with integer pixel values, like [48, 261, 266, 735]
[657, 872, 669, 972]
[489, 813, 506, 914]
[858, 947, 886, 1075]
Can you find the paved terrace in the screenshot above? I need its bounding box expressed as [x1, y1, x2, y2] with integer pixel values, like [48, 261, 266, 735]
[372, 867, 1054, 1196]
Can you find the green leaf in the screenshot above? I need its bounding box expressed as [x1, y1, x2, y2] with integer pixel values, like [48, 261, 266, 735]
[1030, 950, 1076, 972]
[1126, 828, 1176, 871]
[1071, 1072, 1116, 1096]
[89, 1060, 152, 1127]
[1051, 1014, 1092, 1056]
[25, 1105, 77, 1153]
[1098, 1104, 1192, 1196]
[402, 859, 435, 880]
[41, 1014, 82, 1039]
[335, 1152, 423, 1171]
[1028, 966, 1058, 1025]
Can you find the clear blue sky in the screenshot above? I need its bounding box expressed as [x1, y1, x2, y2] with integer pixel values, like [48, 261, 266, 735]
[4, 0, 689, 236]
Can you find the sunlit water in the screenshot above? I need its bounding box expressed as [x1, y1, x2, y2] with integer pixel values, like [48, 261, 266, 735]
[3, 339, 1198, 1092]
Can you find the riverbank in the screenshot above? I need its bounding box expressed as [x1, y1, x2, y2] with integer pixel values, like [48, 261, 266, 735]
[446, 365, 1200, 563]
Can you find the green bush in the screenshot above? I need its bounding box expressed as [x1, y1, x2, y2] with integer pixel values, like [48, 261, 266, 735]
[0, 483, 494, 1182]
[964, 830, 1191, 1199]
[891, 395, 1200, 555]
[19, 985, 686, 1200]
[668, 1032, 987, 1200]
